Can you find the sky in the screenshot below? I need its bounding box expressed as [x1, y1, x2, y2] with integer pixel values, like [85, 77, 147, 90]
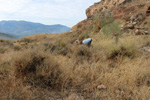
[0, 0, 100, 27]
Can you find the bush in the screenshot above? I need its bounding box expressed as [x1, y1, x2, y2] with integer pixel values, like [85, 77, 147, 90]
[73, 45, 93, 62]
[102, 20, 122, 36]
[93, 10, 114, 32]
[43, 42, 57, 52]
[20, 38, 33, 43]
[0, 39, 13, 46]
[43, 41, 70, 56]
[12, 49, 63, 89]
[107, 43, 137, 60]
[102, 20, 123, 44]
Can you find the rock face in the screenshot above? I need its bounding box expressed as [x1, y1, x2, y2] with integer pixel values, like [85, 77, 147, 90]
[86, 2, 101, 19]
[86, 0, 132, 19]
[72, 0, 150, 36]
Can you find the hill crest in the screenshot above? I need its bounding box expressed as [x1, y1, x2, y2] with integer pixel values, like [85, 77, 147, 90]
[0, 20, 70, 37]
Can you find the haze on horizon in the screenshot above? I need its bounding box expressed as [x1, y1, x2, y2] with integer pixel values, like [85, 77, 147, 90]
[0, 0, 100, 27]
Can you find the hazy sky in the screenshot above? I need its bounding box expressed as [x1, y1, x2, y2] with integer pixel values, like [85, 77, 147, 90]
[0, 0, 100, 27]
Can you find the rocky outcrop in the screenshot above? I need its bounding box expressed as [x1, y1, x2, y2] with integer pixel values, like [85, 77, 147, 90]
[86, 2, 101, 19]
[86, 0, 132, 19]
[72, 0, 150, 36]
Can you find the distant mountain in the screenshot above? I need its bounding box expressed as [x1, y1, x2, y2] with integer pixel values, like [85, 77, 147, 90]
[0, 20, 70, 37]
[0, 32, 16, 40]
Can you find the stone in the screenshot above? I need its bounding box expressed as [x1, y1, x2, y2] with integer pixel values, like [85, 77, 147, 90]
[144, 31, 149, 35]
[120, 24, 124, 29]
[130, 16, 135, 22]
[127, 23, 134, 29]
[132, 22, 137, 25]
[134, 29, 148, 35]
[135, 29, 143, 35]
[97, 84, 106, 90]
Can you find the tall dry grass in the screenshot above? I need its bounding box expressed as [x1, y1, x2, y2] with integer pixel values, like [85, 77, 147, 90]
[0, 32, 150, 100]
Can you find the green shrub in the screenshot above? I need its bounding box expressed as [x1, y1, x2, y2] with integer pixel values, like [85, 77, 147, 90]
[102, 20, 123, 44]
[43, 41, 70, 56]
[93, 10, 114, 32]
[102, 20, 122, 35]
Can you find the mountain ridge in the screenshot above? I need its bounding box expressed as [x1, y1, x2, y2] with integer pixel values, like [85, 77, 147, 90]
[0, 32, 16, 40]
[0, 20, 70, 37]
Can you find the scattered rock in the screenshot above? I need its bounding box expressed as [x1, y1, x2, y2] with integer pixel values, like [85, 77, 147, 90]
[97, 84, 106, 90]
[126, 23, 135, 29]
[132, 22, 137, 25]
[135, 29, 144, 35]
[130, 15, 136, 22]
[134, 28, 148, 35]
[135, 13, 145, 22]
[144, 31, 149, 35]
[120, 24, 124, 29]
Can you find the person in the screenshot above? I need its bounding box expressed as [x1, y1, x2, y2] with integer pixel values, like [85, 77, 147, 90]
[82, 38, 92, 47]
[75, 38, 92, 47]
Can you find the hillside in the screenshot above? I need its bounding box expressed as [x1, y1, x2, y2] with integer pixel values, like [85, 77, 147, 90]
[72, 0, 150, 36]
[0, 32, 16, 40]
[1, 0, 150, 100]
[0, 20, 70, 37]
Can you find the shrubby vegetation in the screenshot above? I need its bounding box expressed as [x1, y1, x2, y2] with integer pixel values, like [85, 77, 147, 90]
[0, 31, 149, 100]
[93, 10, 114, 32]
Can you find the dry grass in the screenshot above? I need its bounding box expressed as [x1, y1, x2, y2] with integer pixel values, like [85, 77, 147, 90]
[1, 32, 150, 100]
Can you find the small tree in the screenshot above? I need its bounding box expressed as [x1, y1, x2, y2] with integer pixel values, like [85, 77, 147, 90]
[102, 20, 122, 44]
[93, 10, 114, 32]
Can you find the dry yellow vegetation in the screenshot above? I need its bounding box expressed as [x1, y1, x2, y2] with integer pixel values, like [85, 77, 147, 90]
[0, 31, 150, 100]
